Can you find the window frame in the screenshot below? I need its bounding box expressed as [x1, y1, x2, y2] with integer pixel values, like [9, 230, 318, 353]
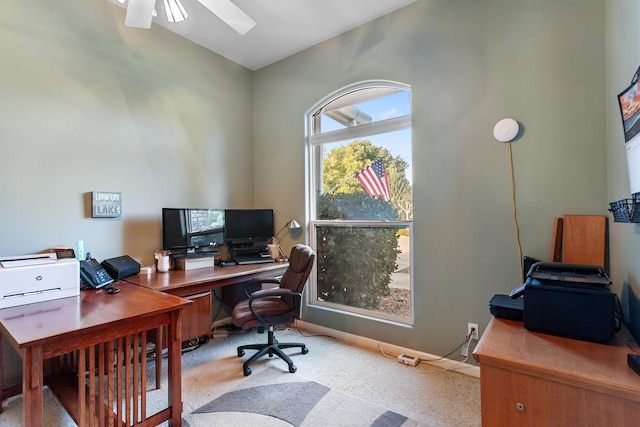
[306, 80, 413, 325]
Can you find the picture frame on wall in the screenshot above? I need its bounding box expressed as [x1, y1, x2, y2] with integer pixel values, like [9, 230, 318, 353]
[618, 66, 640, 194]
[617, 68, 640, 142]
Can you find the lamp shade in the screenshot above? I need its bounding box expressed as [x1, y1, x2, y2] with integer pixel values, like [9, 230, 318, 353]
[275, 219, 301, 238]
[287, 219, 301, 230]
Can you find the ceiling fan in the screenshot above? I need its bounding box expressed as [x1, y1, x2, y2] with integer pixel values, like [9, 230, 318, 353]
[120, 0, 256, 35]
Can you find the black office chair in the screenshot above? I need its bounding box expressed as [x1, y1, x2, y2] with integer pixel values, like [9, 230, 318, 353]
[231, 244, 315, 376]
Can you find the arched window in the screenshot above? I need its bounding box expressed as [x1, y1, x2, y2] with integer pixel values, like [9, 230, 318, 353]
[307, 81, 413, 323]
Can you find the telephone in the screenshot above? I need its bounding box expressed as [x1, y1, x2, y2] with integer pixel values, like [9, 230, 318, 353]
[80, 258, 114, 289]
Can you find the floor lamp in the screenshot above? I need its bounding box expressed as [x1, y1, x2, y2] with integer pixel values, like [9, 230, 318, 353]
[273, 219, 301, 261]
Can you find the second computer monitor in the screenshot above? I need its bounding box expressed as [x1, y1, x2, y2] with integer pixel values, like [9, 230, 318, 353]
[224, 209, 274, 251]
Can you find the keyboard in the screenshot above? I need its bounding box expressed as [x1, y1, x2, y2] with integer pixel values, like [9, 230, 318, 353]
[233, 254, 275, 265]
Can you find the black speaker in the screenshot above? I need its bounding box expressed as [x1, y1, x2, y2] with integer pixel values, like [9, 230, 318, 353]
[101, 255, 141, 281]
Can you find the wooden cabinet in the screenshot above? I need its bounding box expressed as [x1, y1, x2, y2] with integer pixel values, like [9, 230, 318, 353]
[473, 318, 640, 426]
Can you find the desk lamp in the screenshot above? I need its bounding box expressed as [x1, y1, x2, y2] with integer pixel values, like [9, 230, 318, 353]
[273, 219, 301, 261]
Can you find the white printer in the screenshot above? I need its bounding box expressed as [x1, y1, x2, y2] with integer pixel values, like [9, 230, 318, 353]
[0, 253, 80, 309]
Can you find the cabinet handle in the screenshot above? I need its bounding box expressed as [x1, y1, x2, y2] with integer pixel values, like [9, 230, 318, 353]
[516, 403, 525, 412]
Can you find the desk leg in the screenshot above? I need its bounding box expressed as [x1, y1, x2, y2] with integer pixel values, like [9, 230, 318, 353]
[23, 345, 44, 427]
[168, 309, 183, 426]
[155, 327, 162, 390]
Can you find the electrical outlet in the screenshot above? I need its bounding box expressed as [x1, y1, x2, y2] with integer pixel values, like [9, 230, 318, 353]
[468, 323, 479, 340]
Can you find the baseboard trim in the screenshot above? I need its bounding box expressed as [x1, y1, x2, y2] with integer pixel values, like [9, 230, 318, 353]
[297, 320, 481, 378]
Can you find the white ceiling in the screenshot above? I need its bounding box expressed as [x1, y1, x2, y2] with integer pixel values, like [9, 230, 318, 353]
[113, 0, 418, 70]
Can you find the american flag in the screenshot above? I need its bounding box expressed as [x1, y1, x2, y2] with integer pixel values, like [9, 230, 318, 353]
[356, 159, 390, 201]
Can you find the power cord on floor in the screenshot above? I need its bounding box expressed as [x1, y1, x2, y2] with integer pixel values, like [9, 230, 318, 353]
[377, 344, 398, 360]
[377, 330, 475, 374]
[429, 354, 470, 373]
[421, 332, 472, 362]
[415, 330, 474, 374]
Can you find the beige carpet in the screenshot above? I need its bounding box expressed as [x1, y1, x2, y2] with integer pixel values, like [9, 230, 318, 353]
[0, 328, 480, 426]
[185, 367, 417, 426]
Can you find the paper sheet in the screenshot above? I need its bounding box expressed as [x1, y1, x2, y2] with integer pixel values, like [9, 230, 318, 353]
[626, 134, 640, 194]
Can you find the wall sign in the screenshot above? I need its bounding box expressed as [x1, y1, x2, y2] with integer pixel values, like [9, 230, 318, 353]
[92, 192, 122, 218]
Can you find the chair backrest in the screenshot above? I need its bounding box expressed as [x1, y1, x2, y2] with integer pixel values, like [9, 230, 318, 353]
[279, 244, 315, 294]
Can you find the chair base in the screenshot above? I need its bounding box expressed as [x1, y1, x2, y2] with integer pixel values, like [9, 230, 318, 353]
[237, 326, 308, 376]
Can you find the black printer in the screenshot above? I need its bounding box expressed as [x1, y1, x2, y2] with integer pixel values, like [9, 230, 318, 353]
[507, 262, 620, 343]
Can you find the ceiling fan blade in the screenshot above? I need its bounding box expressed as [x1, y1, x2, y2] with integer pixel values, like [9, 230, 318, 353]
[125, 0, 156, 29]
[198, 0, 256, 35]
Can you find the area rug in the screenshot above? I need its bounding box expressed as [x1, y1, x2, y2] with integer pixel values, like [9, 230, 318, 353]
[182, 367, 418, 427]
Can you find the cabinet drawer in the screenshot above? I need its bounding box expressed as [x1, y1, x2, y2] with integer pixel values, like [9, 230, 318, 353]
[481, 365, 640, 426]
[181, 291, 211, 341]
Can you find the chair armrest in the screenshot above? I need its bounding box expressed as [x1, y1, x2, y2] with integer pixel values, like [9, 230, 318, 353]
[243, 277, 282, 298]
[249, 288, 292, 299]
[247, 288, 302, 325]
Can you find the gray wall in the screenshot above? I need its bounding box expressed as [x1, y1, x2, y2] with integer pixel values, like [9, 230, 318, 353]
[0, 1, 253, 387]
[254, 0, 607, 357]
[1, 0, 626, 387]
[0, 1, 254, 265]
[606, 0, 640, 340]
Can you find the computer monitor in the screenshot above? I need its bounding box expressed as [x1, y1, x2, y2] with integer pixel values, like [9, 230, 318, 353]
[224, 209, 274, 251]
[162, 208, 225, 257]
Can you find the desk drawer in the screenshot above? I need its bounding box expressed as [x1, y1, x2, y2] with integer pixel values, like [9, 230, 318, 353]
[182, 291, 212, 341]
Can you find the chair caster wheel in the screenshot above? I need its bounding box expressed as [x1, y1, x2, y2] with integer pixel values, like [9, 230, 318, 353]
[238, 349, 245, 357]
[289, 364, 297, 373]
[244, 367, 252, 376]
[301, 346, 309, 354]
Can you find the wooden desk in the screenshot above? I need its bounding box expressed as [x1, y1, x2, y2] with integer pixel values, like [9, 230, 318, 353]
[126, 262, 288, 341]
[473, 318, 640, 426]
[0, 283, 190, 427]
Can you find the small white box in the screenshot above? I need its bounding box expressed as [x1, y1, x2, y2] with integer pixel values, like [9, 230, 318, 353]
[175, 256, 215, 271]
[397, 354, 420, 366]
